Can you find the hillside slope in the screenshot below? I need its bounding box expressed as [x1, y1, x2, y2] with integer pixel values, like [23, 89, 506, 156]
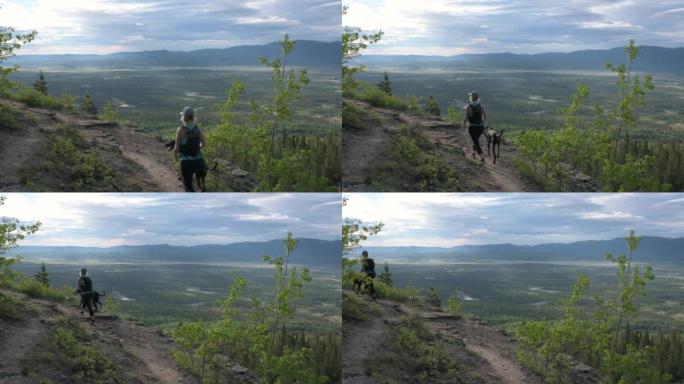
[0, 99, 182, 192]
[0, 289, 245, 383]
[342, 99, 537, 192]
[342, 292, 546, 384]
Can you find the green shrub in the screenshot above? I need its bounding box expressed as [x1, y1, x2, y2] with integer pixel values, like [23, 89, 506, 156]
[0, 103, 23, 130]
[355, 85, 411, 111]
[20, 124, 120, 191]
[342, 100, 379, 130]
[11, 86, 75, 111]
[370, 125, 461, 191]
[15, 277, 73, 303]
[374, 281, 421, 303]
[24, 317, 124, 383]
[0, 291, 26, 319]
[342, 290, 380, 321]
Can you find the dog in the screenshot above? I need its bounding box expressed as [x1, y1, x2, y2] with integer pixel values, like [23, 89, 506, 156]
[485, 127, 504, 164]
[79, 291, 105, 314]
[165, 140, 211, 192]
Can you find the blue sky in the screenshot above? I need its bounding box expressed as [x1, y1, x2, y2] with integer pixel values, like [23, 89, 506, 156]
[343, 193, 684, 247]
[344, 0, 684, 55]
[1, 193, 341, 246]
[0, 0, 341, 55]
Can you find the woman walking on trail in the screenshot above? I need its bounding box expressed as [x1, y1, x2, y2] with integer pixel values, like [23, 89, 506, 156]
[463, 91, 487, 162]
[174, 106, 207, 192]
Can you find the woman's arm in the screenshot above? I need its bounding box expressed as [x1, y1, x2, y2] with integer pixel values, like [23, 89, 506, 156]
[173, 127, 182, 160]
[482, 107, 487, 122]
[463, 105, 470, 125]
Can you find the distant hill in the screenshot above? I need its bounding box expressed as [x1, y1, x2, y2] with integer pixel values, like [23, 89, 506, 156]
[356, 46, 684, 73]
[9, 238, 341, 269]
[355, 236, 684, 264]
[9, 40, 341, 68]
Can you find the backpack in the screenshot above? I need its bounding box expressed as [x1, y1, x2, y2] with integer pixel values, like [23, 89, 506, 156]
[180, 125, 201, 157]
[468, 104, 483, 125]
[363, 258, 376, 278]
[81, 276, 93, 293]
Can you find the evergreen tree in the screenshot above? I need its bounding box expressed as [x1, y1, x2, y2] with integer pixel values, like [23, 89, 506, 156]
[425, 95, 441, 116]
[80, 93, 97, 115]
[426, 286, 441, 307]
[33, 71, 48, 95]
[377, 71, 392, 95]
[34, 262, 49, 286]
[101, 101, 118, 121]
[378, 261, 393, 286]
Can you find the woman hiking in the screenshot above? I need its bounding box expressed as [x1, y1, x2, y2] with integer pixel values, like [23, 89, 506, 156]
[463, 91, 487, 162]
[74, 267, 95, 323]
[174, 106, 207, 192]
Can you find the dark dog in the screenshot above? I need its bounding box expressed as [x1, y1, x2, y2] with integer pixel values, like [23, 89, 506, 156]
[165, 140, 210, 192]
[79, 291, 105, 314]
[485, 127, 504, 164]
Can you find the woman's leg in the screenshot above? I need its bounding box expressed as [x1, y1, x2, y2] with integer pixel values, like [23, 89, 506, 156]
[471, 125, 485, 157]
[180, 160, 195, 192]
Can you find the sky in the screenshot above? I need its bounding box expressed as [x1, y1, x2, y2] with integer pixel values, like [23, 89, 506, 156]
[343, 0, 684, 55]
[0, 0, 341, 55]
[1, 193, 341, 247]
[343, 193, 684, 247]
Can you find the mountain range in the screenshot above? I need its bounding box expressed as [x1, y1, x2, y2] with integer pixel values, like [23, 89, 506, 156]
[8, 40, 341, 68]
[9, 238, 341, 269]
[356, 46, 684, 73]
[354, 236, 683, 264]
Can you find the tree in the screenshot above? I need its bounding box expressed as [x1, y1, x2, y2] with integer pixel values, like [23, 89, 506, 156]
[445, 292, 461, 315]
[34, 262, 49, 286]
[426, 286, 441, 307]
[101, 101, 118, 121]
[0, 11, 37, 89]
[377, 71, 392, 95]
[378, 262, 393, 286]
[33, 71, 48, 95]
[342, 5, 383, 94]
[1, 196, 41, 286]
[80, 93, 97, 115]
[425, 96, 440, 116]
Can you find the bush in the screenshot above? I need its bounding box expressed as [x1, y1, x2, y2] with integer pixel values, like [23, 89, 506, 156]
[10, 86, 75, 111]
[374, 280, 421, 303]
[0, 103, 24, 130]
[15, 277, 72, 303]
[355, 85, 411, 111]
[23, 317, 124, 383]
[342, 100, 379, 130]
[20, 124, 120, 191]
[370, 125, 462, 191]
[342, 290, 380, 321]
[0, 292, 26, 319]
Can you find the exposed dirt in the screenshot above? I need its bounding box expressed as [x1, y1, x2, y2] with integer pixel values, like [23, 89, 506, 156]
[0, 289, 197, 383]
[0, 99, 183, 192]
[342, 99, 539, 192]
[342, 292, 543, 384]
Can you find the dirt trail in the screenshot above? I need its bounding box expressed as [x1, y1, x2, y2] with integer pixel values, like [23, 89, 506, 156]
[342, 99, 537, 192]
[342, 293, 542, 384]
[0, 290, 196, 384]
[0, 99, 182, 192]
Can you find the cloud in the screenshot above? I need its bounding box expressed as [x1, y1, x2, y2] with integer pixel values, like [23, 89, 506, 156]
[1, 0, 341, 55]
[342, 193, 684, 247]
[1, 193, 341, 246]
[343, 0, 684, 54]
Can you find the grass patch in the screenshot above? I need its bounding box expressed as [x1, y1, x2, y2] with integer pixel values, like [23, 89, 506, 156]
[352, 86, 421, 113]
[19, 124, 124, 191]
[342, 291, 380, 321]
[369, 125, 462, 191]
[374, 281, 422, 304]
[22, 316, 128, 383]
[342, 100, 380, 130]
[0, 291, 27, 319]
[9, 86, 76, 112]
[15, 278, 74, 304]
[0, 103, 25, 130]
[369, 314, 460, 383]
